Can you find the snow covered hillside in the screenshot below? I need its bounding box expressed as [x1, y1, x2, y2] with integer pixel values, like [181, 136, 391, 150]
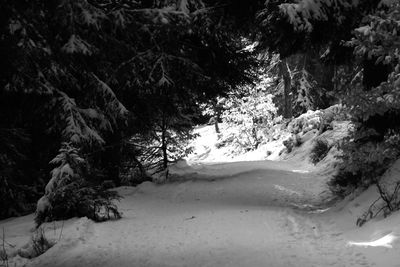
[2, 109, 400, 267]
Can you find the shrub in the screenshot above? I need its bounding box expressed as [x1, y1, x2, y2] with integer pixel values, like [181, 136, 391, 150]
[328, 171, 361, 197]
[330, 129, 400, 195]
[283, 134, 302, 153]
[31, 227, 54, 257]
[35, 143, 122, 226]
[294, 134, 302, 146]
[310, 138, 330, 164]
[17, 227, 55, 259]
[35, 181, 122, 226]
[283, 138, 294, 153]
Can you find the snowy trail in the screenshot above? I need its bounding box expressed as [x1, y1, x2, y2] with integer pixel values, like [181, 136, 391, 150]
[21, 159, 391, 267]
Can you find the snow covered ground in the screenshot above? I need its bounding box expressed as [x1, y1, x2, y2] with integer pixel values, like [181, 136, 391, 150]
[2, 122, 400, 267]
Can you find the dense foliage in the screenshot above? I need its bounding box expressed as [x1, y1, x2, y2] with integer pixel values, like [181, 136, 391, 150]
[332, 1, 400, 193]
[310, 138, 330, 165]
[0, 0, 255, 222]
[254, 0, 400, 195]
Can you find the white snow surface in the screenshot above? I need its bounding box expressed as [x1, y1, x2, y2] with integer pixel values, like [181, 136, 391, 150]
[2, 122, 400, 267]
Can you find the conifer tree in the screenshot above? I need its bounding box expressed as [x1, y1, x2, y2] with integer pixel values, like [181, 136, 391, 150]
[0, 0, 258, 220]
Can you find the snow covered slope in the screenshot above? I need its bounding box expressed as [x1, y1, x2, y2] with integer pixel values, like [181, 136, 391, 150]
[186, 106, 351, 171]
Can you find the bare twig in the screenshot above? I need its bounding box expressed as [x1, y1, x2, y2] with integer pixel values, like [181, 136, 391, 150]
[31, 227, 52, 257]
[358, 181, 400, 226]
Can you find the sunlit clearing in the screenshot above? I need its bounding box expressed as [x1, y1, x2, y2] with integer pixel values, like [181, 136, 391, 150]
[347, 233, 398, 248]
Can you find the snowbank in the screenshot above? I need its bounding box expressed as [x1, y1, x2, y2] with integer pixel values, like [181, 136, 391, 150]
[0, 215, 94, 267]
[317, 159, 400, 266]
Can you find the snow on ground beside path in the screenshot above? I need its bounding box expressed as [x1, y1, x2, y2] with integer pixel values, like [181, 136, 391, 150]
[0, 163, 362, 266]
[3, 157, 400, 267]
[0, 214, 95, 267]
[2, 113, 400, 267]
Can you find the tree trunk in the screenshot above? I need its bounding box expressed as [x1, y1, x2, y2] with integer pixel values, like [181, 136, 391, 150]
[161, 141, 168, 170]
[161, 116, 168, 170]
[279, 59, 292, 119]
[214, 119, 219, 134]
[212, 100, 220, 134]
[251, 127, 259, 149]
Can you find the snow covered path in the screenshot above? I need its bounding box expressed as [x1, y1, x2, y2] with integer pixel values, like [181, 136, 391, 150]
[19, 159, 399, 267]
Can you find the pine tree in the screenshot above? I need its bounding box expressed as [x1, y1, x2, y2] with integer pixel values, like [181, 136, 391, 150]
[1, 0, 258, 220]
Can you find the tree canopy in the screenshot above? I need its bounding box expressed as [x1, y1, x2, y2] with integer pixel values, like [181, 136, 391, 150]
[1, 0, 400, 221]
[0, 0, 257, 221]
